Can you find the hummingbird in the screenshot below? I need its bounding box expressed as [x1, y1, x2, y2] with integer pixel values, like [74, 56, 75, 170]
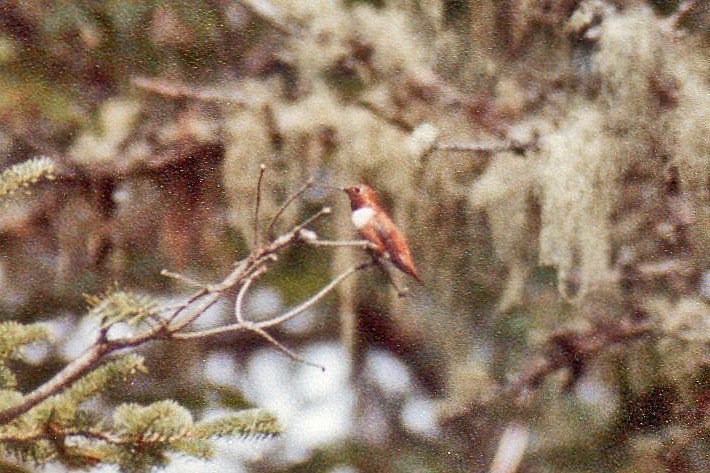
[343, 184, 421, 281]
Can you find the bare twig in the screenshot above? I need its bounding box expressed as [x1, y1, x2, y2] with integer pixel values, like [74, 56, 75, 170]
[160, 270, 205, 289]
[254, 164, 267, 246]
[259, 262, 372, 329]
[174, 261, 372, 340]
[248, 325, 325, 371]
[266, 177, 315, 240]
[235, 266, 268, 323]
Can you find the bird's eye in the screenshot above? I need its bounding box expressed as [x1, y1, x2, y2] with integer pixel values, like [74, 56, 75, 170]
[354, 187, 361, 193]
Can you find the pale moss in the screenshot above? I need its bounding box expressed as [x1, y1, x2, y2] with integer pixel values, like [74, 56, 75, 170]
[69, 99, 142, 165]
[0, 157, 56, 202]
[646, 297, 710, 342]
[538, 103, 619, 297]
[406, 122, 439, 160]
[667, 39, 710, 264]
[291, 7, 353, 81]
[351, 6, 433, 81]
[469, 152, 538, 311]
[593, 6, 666, 127]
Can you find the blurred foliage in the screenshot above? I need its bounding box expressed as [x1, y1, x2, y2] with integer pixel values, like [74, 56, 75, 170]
[0, 0, 709, 472]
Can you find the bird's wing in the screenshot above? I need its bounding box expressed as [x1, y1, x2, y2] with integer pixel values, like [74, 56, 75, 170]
[372, 212, 420, 280]
[357, 223, 386, 254]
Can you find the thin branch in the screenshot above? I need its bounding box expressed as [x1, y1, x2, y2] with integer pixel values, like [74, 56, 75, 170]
[253, 164, 267, 246]
[502, 321, 655, 402]
[235, 266, 268, 323]
[302, 238, 375, 249]
[356, 100, 414, 133]
[247, 325, 325, 371]
[266, 177, 315, 240]
[173, 262, 372, 340]
[160, 270, 206, 289]
[259, 261, 372, 329]
[435, 139, 533, 153]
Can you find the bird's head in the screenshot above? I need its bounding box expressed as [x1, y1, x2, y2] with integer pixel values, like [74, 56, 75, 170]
[343, 184, 379, 210]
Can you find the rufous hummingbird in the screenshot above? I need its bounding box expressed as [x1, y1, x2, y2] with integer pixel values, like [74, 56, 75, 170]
[343, 184, 421, 281]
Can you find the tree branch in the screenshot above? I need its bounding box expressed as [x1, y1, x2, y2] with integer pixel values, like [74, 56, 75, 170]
[0, 200, 356, 426]
[502, 321, 655, 403]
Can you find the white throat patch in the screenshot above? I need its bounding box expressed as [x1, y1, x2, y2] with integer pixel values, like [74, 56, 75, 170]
[351, 207, 375, 229]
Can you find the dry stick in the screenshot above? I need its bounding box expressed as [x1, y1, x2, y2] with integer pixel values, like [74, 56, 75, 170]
[253, 164, 267, 246]
[372, 256, 410, 298]
[266, 177, 315, 240]
[259, 261, 372, 329]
